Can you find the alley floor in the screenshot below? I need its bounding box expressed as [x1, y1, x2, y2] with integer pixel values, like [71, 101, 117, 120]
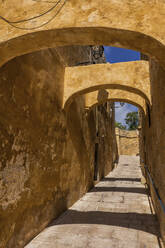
[26, 156, 163, 248]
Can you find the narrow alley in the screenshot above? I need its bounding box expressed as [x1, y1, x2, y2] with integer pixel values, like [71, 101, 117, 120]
[26, 156, 162, 248]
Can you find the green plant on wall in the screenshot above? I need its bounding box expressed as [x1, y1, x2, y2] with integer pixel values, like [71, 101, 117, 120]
[115, 122, 126, 130]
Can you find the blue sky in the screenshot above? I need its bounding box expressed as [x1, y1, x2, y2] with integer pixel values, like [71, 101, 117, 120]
[104, 46, 140, 63]
[114, 102, 138, 126]
[103, 46, 140, 126]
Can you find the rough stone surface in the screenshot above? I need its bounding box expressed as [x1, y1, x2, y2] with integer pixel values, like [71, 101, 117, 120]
[63, 61, 150, 109]
[26, 156, 163, 248]
[1, 1, 165, 68]
[0, 1, 165, 245]
[0, 48, 117, 248]
[140, 59, 165, 243]
[85, 89, 146, 114]
[116, 128, 139, 156]
[56, 46, 106, 66]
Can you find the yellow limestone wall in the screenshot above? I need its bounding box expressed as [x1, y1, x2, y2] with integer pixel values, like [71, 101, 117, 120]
[85, 89, 146, 114]
[1, 0, 165, 69]
[0, 47, 117, 248]
[63, 61, 150, 109]
[141, 59, 165, 243]
[0, 0, 165, 244]
[116, 128, 139, 156]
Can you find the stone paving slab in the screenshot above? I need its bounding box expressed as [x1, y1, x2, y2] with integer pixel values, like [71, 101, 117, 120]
[25, 156, 163, 248]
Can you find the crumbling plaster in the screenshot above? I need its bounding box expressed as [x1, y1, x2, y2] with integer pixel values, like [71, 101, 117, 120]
[0, 0, 165, 245]
[116, 128, 139, 156]
[0, 47, 117, 248]
[0, 0, 165, 68]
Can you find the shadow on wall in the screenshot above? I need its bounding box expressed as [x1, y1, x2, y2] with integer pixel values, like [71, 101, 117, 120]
[66, 99, 93, 189]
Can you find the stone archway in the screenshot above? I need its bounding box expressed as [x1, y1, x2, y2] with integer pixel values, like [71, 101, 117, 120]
[0, 1, 165, 246]
[0, 1, 165, 68]
[63, 61, 150, 110]
[85, 89, 146, 114]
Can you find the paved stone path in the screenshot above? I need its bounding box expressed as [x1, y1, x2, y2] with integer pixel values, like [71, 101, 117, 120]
[26, 156, 162, 248]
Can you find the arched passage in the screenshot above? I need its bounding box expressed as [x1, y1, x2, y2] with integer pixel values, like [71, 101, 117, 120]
[0, 1, 165, 246]
[63, 61, 150, 110]
[85, 89, 146, 114]
[1, 1, 165, 68]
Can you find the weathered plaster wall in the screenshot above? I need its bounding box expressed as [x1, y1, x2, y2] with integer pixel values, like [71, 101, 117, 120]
[116, 128, 139, 156]
[1, 0, 165, 69]
[63, 61, 150, 109]
[0, 47, 117, 248]
[0, 0, 165, 244]
[56, 45, 105, 66]
[141, 59, 165, 244]
[138, 110, 146, 167]
[85, 89, 146, 114]
[95, 103, 117, 180]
